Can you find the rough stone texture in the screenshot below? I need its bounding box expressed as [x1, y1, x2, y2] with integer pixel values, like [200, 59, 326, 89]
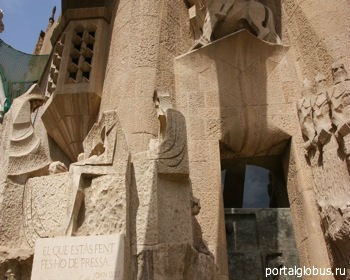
[281, 0, 349, 79]
[297, 79, 316, 153]
[0, 182, 25, 249]
[23, 174, 70, 248]
[187, 0, 281, 48]
[136, 244, 216, 280]
[75, 175, 128, 236]
[175, 30, 294, 279]
[296, 63, 350, 279]
[65, 110, 130, 237]
[99, 0, 192, 154]
[2, 84, 49, 178]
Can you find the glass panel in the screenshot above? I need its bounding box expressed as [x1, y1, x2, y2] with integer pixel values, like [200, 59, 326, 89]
[242, 165, 270, 208]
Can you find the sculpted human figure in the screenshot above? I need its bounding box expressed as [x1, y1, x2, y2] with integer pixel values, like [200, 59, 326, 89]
[297, 78, 316, 152]
[146, 90, 188, 175]
[312, 73, 332, 147]
[329, 62, 350, 161]
[186, 0, 281, 49]
[3, 84, 67, 177]
[330, 62, 350, 132]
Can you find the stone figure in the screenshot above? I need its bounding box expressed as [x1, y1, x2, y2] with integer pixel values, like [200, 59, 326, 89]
[191, 196, 201, 216]
[145, 90, 189, 175]
[304, 66, 350, 278]
[185, 0, 206, 42]
[5, 84, 49, 177]
[0, 84, 69, 249]
[297, 78, 316, 152]
[329, 61, 350, 165]
[4, 269, 16, 280]
[186, 0, 281, 49]
[312, 73, 333, 147]
[0, 10, 4, 33]
[2, 84, 67, 177]
[64, 110, 128, 236]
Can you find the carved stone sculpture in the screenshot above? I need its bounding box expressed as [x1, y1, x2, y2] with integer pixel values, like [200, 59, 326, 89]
[65, 110, 129, 236]
[132, 90, 192, 251]
[312, 73, 333, 147]
[3, 84, 50, 177]
[187, 0, 281, 49]
[297, 79, 316, 152]
[329, 61, 350, 166]
[0, 84, 69, 249]
[298, 67, 350, 278]
[143, 90, 189, 175]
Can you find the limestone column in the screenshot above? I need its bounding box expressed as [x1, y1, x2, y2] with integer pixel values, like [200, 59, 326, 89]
[100, 0, 191, 154]
[283, 0, 350, 77]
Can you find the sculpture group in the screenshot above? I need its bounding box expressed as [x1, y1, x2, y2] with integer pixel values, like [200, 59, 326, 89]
[297, 62, 350, 273]
[297, 61, 350, 165]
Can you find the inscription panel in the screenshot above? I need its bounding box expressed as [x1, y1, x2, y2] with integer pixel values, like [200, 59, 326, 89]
[31, 234, 124, 280]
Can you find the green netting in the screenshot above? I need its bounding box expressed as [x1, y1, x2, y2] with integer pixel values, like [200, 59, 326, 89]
[0, 38, 49, 115]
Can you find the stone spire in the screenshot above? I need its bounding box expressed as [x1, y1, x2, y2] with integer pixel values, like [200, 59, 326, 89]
[0, 9, 4, 33]
[33, 6, 56, 54]
[49, 6, 56, 26]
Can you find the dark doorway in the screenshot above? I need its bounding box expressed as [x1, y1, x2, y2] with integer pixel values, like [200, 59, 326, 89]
[221, 155, 289, 208]
[221, 145, 300, 280]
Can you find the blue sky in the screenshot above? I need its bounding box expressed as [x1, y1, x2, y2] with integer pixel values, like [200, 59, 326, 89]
[0, 0, 61, 54]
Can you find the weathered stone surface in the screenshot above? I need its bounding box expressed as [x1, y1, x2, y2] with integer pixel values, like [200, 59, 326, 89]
[0, 0, 349, 279]
[136, 244, 216, 280]
[23, 174, 70, 248]
[186, 0, 281, 48]
[65, 110, 130, 238]
[0, 182, 25, 248]
[31, 235, 124, 280]
[329, 62, 350, 172]
[296, 62, 350, 278]
[297, 79, 316, 153]
[75, 175, 128, 236]
[5, 84, 50, 177]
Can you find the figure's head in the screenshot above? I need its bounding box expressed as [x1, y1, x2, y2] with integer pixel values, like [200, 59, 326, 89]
[191, 196, 201, 216]
[301, 78, 314, 97]
[153, 90, 172, 116]
[315, 73, 327, 93]
[332, 61, 349, 84]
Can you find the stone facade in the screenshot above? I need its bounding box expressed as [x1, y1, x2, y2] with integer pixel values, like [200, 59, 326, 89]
[0, 0, 349, 279]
